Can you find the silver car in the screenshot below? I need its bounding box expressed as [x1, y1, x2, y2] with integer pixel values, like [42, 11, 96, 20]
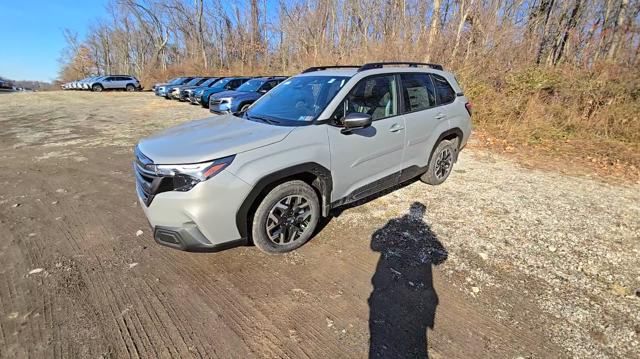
[90, 75, 141, 92]
[134, 62, 472, 254]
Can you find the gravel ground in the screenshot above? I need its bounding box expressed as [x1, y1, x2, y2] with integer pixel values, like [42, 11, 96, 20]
[0, 91, 638, 358]
[337, 150, 640, 358]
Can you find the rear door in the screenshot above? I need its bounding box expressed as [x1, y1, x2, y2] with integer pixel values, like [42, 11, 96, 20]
[117, 76, 132, 89]
[399, 72, 443, 171]
[327, 74, 406, 203]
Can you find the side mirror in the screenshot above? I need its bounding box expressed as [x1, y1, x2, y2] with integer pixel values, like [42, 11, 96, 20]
[341, 112, 372, 134]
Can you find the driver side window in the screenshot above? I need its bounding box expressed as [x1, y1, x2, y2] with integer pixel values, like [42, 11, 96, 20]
[331, 75, 397, 125]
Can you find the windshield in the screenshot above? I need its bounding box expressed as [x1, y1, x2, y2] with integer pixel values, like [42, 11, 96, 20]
[247, 76, 349, 123]
[210, 78, 232, 89]
[200, 77, 219, 87]
[236, 79, 264, 92]
[168, 77, 184, 85]
[186, 78, 205, 86]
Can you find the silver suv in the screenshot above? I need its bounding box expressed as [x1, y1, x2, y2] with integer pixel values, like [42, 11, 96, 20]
[134, 62, 472, 254]
[90, 75, 141, 92]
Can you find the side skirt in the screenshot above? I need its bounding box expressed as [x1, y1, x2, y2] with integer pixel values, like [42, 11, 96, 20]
[329, 165, 428, 210]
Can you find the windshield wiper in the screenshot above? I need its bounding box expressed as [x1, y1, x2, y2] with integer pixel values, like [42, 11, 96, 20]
[247, 114, 280, 125]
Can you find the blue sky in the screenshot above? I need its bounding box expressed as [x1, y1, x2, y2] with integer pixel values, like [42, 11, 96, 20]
[0, 0, 108, 82]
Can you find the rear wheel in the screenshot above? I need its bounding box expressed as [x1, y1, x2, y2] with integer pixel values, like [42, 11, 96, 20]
[421, 139, 457, 185]
[251, 181, 320, 254]
[125, 84, 135, 92]
[92, 84, 103, 92]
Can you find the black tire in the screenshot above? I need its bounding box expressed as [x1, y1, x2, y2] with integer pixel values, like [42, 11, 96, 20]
[201, 95, 210, 108]
[251, 180, 320, 254]
[240, 103, 251, 113]
[125, 84, 135, 92]
[421, 139, 458, 185]
[92, 84, 103, 92]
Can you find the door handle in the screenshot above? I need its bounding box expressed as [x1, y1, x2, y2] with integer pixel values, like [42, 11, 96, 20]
[435, 113, 447, 120]
[389, 123, 404, 132]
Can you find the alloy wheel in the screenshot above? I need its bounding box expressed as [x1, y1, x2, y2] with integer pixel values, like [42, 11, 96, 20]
[434, 148, 453, 180]
[265, 195, 312, 245]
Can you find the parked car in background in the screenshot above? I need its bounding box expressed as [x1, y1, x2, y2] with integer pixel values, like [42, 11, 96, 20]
[81, 76, 103, 90]
[0, 79, 15, 93]
[209, 76, 287, 114]
[167, 77, 211, 100]
[195, 77, 253, 108]
[133, 62, 472, 254]
[155, 77, 194, 97]
[188, 77, 225, 104]
[179, 77, 222, 102]
[90, 75, 142, 92]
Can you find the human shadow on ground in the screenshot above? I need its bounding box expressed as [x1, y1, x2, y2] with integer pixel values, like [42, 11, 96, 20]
[368, 202, 448, 358]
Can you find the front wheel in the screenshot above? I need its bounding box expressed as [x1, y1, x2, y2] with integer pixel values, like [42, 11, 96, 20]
[125, 84, 135, 92]
[251, 181, 320, 254]
[240, 103, 251, 113]
[421, 139, 457, 185]
[92, 84, 103, 92]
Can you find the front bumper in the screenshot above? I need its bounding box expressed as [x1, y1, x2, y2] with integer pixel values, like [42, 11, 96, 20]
[153, 225, 246, 252]
[209, 100, 233, 114]
[136, 170, 252, 252]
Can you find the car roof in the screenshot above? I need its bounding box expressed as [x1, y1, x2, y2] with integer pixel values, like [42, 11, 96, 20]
[297, 68, 358, 77]
[252, 76, 288, 81]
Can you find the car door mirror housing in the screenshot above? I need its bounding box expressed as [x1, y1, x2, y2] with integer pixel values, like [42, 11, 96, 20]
[341, 112, 372, 133]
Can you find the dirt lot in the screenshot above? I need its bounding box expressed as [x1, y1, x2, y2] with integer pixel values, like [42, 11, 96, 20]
[0, 91, 638, 358]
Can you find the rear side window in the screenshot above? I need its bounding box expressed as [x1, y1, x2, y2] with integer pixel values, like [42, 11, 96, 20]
[431, 74, 455, 105]
[400, 73, 436, 113]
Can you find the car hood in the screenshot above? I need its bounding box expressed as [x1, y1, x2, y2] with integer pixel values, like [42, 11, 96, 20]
[210, 90, 261, 102]
[180, 86, 200, 92]
[137, 114, 294, 164]
[203, 87, 228, 95]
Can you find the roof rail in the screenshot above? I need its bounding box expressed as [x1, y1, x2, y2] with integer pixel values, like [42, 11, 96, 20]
[302, 65, 360, 73]
[358, 62, 444, 72]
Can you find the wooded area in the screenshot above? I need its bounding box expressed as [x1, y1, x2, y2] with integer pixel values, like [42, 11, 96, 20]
[59, 0, 640, 77]
[58, 0, 640, 169]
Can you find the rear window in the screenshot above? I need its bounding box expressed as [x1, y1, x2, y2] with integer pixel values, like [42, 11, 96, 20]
[400, 73, 436, 113]
[431, 74, 456, 105]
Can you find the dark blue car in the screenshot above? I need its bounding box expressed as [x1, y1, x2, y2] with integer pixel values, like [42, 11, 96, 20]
[195, 77, 253, 108]
[208, 76, 288, 114]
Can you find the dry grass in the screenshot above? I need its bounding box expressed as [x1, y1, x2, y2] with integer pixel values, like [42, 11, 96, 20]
[457, 64, 640, 183]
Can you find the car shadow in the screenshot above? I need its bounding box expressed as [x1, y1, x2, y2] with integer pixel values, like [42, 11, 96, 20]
[367, 202, 448, 358]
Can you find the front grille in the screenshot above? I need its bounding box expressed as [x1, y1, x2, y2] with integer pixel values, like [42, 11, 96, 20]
[133, 147, 174, 206]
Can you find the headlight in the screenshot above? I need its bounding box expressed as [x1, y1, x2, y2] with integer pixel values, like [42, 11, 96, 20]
[147, 155, 235, 191]
[217, 97, 233, 104]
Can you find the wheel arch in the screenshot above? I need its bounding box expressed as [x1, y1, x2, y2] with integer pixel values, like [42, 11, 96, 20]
[235, 163, 333, 240]
[427, 128, 464, 167]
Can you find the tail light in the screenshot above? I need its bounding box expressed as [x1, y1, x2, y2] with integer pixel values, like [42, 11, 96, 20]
[465, 102, 472, 116]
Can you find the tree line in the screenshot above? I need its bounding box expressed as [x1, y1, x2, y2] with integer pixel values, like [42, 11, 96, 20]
[58, 0, 639, 84]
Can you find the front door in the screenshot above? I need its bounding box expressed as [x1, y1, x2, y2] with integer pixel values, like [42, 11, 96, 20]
[327, 74, 406, 203]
